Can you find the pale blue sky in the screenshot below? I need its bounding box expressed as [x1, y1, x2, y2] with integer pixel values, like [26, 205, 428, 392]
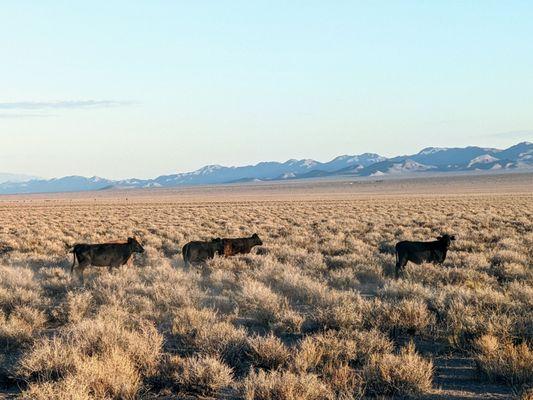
[1, 1, 532, 179]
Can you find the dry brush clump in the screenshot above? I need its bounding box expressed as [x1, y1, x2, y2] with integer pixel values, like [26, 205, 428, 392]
[363, 341, 434, 396]
[474, 334, 533, 387]
[0, 193, 530, 398]
[157, 354, 234, 396]
[243, 369, 335, 400]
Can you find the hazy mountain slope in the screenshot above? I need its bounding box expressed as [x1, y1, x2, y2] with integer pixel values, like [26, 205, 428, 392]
[0, 173, 39, 184]
[0, 142, 530, 194]
[0, 176, 115, 194]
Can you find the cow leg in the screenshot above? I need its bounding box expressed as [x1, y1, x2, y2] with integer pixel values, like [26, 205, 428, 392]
[109, 260, 122, 273]
[395, 257, 407, 279]
[70, 253, 77, 276]
[77, 263, 88, 284]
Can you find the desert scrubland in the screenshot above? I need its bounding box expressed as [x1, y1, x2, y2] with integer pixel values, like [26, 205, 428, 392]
[0, 174, 532, 399]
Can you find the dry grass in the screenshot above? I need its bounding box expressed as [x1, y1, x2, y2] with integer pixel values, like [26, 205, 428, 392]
[474, 334, 533, 386]
[363, 341, 434, 396]
[243, 370, 334, 400]
[168, 354, 234, 396]
[0, 190, 531, 398]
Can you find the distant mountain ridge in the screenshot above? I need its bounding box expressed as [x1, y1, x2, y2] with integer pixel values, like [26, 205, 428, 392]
[0, 142, 531, 194]
[0, 172, 39, 184]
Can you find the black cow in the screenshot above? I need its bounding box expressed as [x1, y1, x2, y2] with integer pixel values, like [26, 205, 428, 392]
[70, 237, 144, 282]
[220, 233, 263, 257]
[395, 234, 456, 278]
[182, 238, 223, 268]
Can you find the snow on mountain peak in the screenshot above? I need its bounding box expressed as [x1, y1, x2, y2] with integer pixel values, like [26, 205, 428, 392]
[301, 159, 317, 167]
[467, 154, 499, 167]
[193, 165, 223, 175]
[418, 147, 448, 155]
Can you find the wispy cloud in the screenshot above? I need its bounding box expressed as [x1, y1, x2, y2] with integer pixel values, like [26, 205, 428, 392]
[0, 100, 135, 110]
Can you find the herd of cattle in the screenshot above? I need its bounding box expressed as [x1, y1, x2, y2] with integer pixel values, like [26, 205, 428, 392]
[69, 233, 456, 282]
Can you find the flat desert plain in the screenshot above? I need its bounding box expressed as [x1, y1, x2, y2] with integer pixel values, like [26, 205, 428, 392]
[0, 173, 532, 399]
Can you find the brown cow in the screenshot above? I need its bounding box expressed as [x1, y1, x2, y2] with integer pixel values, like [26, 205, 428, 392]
[182, 238, 223, 268]
[70, 237, 144, 282]
[220, 233, 263, 256]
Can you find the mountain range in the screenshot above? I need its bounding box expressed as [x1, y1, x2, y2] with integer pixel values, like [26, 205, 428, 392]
[0, 142, 531, 195]
[0, 173, 39, 184]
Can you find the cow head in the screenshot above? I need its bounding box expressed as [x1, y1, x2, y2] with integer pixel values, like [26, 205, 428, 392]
[251, 233, 263, 246]
[437, 234, 456, 247]
[128, 237, 145, 253]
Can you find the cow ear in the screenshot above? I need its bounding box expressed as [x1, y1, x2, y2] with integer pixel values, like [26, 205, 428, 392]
[451, 235, 456, 240]
[128, 237, 133, 243]
[437, 236, 443, 240]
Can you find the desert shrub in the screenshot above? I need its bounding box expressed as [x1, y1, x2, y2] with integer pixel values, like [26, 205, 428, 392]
[327, 267, 360, 290]
[379, 279, 433, 301]
[170, 306, 218, 349]
[52, 290, 94, 324]
[169, 354, 234, 396]
[273, 245, 326, 275]
[248, 334, 291, 371]
[21, 349, 140, 400]
[351, 263, 384, 285]
[507, 281, 533, 309]
[313, 291, 365, 331]
[491, 250, 527, 266]
[0, 266, 42, 313]
[367, 298, 435, 335]
[255, 263, 328, 306]
[490, 262, 531, 282]
[243, 369, 334, 400]
[17, 306, 163, 389]
[474, 334, 533, 387]
[293, 330, 388, 398]
[67, 349, 141, 399]
[235, 278, 303, 333]
[170, 307, 251, 372]
[363, 341, 433, 396]
[325, 364, 364, 400]
[295, 332, 353, 374]
[205, 267, 240, 292]
[236, 279, 286, 326]
[295, 330, 392, 373]
[21, 380, 92, 400]
[348, 329, 394, 367]
[429, 285, 521, 348]
[0, 306, 46, 349]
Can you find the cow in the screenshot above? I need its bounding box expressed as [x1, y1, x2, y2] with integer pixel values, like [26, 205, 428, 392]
[70, 237, 144, 282]
[220, 233, 263, 257]
[395, 234, 456, 278]
[182, 238, 224, 268]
